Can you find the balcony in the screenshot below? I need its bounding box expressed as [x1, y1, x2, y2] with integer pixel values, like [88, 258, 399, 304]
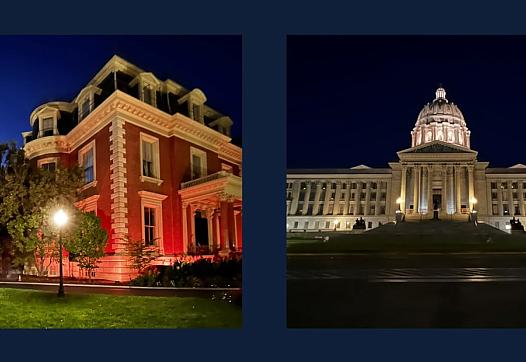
[179, 170, 242, 210]
[181, 171, 236, 189]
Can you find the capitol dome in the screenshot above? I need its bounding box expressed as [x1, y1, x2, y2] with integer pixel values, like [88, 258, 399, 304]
[411, 87, 471, 149]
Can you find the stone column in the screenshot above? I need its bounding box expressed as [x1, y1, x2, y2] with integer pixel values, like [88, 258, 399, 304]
[354, 181, 362, 215]
[375, 180, 381, 216]
[187, 204, 195, 253]
[312, 182, 322, 215]
[421, 167, 427, 211]
[442, 166, 448, 214]
[455, 166, 462, 213]
[227, 202, 236, 250]
[220, 200, 229, 252]
[448, 167, 454, 213]
[468, 166, 475, 211]
[212, 210, 220, 253]
[486, 181, 493, 217]
[400, 166, 407, 212]
[427, 166, 432, 214]
[343, 181, 351, 215]
[413, 166, 420, 213]
[206, 209, 214, 252]
[497, 181, 503, 216]
[182, 203, 188, 253]
[386, 179, 392, 215]
[519, 181, 525, 216]
[301, 182, 311, 215]
[290, 181, 300, 215]
[508, 180, 514, 216]
[365, 181, 371, 216]
[334, 181, 342, 214]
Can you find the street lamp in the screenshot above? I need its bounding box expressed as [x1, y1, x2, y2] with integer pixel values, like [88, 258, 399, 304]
[53, 209, 68, 297]
[396, 197, 402, 211]
[470, 197, 478, 211]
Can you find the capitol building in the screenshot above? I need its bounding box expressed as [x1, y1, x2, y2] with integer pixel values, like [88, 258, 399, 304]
[287, 87, 526, 233]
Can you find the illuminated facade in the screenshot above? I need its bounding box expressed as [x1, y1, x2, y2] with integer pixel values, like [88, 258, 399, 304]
[287, 87, 526, 233]
[23, 55, 242, 281]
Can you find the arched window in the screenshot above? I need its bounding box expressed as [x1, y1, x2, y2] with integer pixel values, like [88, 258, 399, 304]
[425, 131, 433, 142]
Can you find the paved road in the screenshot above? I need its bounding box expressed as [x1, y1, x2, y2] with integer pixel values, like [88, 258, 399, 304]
[288, 253, 526, 327]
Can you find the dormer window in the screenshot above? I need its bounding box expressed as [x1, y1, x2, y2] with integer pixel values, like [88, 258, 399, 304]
[178, 88, 207, 124]
[142, 84, 155, 106]
[130, 73, 161, 108]
[76, 85, 102, 121]
[42, 117, 54, 136]
[36, 107, 60, 138]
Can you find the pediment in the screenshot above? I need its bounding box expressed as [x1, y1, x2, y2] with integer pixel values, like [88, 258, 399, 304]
[398, 141, 476, 155]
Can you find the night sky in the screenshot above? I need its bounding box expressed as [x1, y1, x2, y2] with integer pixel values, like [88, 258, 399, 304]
[0, 35, 241, 145]
[287, 36, 526, 169]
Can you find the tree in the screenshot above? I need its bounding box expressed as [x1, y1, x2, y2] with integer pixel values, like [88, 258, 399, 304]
[0, 143, 84, 275]
[125, 237, 160, 275]
[66, 212, 108, 282]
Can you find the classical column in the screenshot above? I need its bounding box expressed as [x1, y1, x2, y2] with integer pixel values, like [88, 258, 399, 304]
[468, 166, 475, 211]
[486, 181, 493, 217]
[312, 182, 322, 215]
[187, 204, 195, 253]
[421, 167, 427, 211]
[519, 181, 525, 216]
[206, 209, 214, 252]
[455, 166, 461, 213]
[497, 180, 503, 216]
[375, 180, 381, 215]
[323, 181, 332, 215]
[212, 210, 220, 252]
[227, 202, 236, 250]
[442, 166, 448, 214]
[427, 166, 432, 214]
[289, 181, 300, 215]
[343, 181, 351, 215]
[354, 181, 362, 215]
[365, 181, 371, 216]
[302, 182, 311, 215]
[400, 166, 407, 212]
[334, 181, 342, 214]
[386, 178, 392, 215]
[448, 167, 454, 213]
[413, 166, 420, 213]
[220, 200, 229, 252]
[508, 180, 514, 216]
[182, 203, 188, 253]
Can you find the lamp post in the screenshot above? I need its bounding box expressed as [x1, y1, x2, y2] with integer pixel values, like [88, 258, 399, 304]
[469, 197, 478, 225]
[53, 209, 68, 297]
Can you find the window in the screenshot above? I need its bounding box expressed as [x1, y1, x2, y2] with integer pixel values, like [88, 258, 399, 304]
[140, 133, 161, 182]
[492, 204, 499, 215]
[515, 206, 521, 215]
[492, 192, 497, 200]
[142, 85, 155, 106]
[190, 147, 207, 180]
[80, 98, 91, 120]
[303, 221, 309, 229]
[82, 148, 94, 184]
[42, 162, 56, 172]
[503, 205, 510, 215]
[192, 104, 202, 122]
[41, 117, 54, 136]
[491, 182, 497, 189]
[368, 221, 373, 229]
[314, 221, 319, 229]
[144, 207, 156, 245]
[78, 141, 96, 186]
[325, 221, 330, 229]
[294, 221, 299, 229]
[38, 157, 58, 171]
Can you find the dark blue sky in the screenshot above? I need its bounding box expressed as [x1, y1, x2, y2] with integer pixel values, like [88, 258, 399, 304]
[0, 35, 241, 145]
[287, 36, 526, 169]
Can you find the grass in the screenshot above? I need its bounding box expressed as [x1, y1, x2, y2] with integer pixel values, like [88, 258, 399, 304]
[0, 288, 241, 328]
[287, 231, 526, 254]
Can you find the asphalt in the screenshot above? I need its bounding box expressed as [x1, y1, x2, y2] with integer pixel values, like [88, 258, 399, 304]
[287, 253, 526, 327]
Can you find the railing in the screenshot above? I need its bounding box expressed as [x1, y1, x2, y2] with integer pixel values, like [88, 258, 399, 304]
[181, 171, 231, 189]
[187, 245, 212, 255]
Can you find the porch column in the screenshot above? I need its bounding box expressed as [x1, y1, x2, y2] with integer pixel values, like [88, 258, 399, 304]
[211, 210, 220, 253]
[354, 181, 362, 215]
[187, 205, 195, 253]
[302, 182, 312, 215]
[235, 210, 242, 249]
[413, 166, 420, 213]
[206, 208, 214, 252]
[343, 181, 351, 215]
[497, 180, 504, 216]
[455, 165, 461, 213]
[312, 182, 322, 215]
[519, 181, 525, 216]
[228, 202, 236, 250]
[220, 200, 229, 252]
[442, 166, 448, 214]
[421, 167, 427, 211]
[375, 180, 381, 215]
[508, 180, 514, 216]
[182, 203, 188, 253]
[427, 166, 432, 214]
[400, 165, 407, 212]
[364, 181, 371, 216]
[468, 166, 475, 211]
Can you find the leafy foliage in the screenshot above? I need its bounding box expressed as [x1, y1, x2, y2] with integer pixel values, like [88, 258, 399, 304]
[66, 212, 108, 282]
[125, 237, 160, 274]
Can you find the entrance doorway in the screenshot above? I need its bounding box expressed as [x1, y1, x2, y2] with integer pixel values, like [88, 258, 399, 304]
[432, 193, 441, 220]
[194, 211, 209, 254]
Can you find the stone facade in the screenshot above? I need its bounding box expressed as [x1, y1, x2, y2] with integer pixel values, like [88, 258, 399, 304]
[287, 87, 526, 233]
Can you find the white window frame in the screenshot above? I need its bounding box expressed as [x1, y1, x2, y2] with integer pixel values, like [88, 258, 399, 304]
[138, 191, 168, 254]
[141, 82, 157, 106]
[37, 157, 59, 170]
[76, 85, 102, 121]
[140, 132, 163, 185]
[78, 140, 97, 190]
[38, 110, 59, 137]
[74, 195, 100, 215]
[190, 146, 208, 180]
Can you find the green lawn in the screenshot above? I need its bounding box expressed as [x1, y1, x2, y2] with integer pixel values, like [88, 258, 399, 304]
[0, 288, 241, 328]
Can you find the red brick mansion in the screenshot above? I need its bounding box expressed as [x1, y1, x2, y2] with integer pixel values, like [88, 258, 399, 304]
[22, 55, 242, 281]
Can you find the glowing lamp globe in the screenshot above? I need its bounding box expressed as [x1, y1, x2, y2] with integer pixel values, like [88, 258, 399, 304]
[396, 197, 402, 204]
[53, 209, 69, 228]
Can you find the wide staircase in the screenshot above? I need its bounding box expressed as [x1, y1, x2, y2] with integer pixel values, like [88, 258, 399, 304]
[367, 220, 506, 237]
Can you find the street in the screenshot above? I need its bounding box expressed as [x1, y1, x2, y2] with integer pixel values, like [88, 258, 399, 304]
[288, 253, 526, 327]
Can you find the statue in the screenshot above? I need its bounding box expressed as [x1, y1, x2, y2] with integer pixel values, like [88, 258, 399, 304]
[353, 217, 366, 230]
[510, 217, 525, 232]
